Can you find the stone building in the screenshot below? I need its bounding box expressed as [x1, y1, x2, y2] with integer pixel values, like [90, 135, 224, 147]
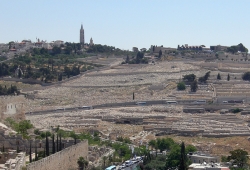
[132, 47, 138, 52]
[210, 45, 228, 52]
[90, 37, 94, 46]
[80, 24, 85, 45]
[150, 45, 176, 54]
[188, 152, 219, 164]
[177, 44, 205, 51]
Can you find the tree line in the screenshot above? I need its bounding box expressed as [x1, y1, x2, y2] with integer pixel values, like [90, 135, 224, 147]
[227, 43, 248, 54]
[87, 44, 115, 53]
[139, 138, 197, 170]
[0, 85, 19, 95]
[178, 71, 250, 92]
[5, 118, 33, 139]
[179, 73, 198, 92]
[123, 52, 148, 64]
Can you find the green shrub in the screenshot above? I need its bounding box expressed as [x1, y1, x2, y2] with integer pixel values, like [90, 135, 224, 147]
[232, 108, 241, 113]
[177, 82, 186, 90]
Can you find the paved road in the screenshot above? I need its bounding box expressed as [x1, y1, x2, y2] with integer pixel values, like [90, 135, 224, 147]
[25, 98, 249, 115]
[216, 96, 250, 103]
[118, 161, 142, 170]
[25, 99, 192, 115]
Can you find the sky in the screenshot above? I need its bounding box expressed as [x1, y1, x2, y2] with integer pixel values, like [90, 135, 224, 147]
[1, 0, 250, 50]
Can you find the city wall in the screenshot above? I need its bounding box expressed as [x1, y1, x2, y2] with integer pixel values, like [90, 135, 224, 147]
[26, 140, 88, 170]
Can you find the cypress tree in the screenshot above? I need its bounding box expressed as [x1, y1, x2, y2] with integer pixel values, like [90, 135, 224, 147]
[43, 145, 46, 158]
[45, 132, 49, 156]
[16, 145, 19, 153]
[29, 141, 32, 163]
[35, 144, 38, 161]
[191, 80, 198, 92]
[126, 55, 130, 63]
[159, 50, 162, 58]
[217, 73, 221, 80]
[56, 133, 59, 152]
[18, 69, 22, 78]
[179, 142, 187, 170]
[227, 74, 230, 81]
[2, 144, 5, 152]
[133, 92, 135, 100]
[59, 134, 62, 151]
[52, 134, 55, 154]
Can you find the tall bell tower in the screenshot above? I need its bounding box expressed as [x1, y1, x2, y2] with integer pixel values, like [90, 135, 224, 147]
[80, 24, 85, 45]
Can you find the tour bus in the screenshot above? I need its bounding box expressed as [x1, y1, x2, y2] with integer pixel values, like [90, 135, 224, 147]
[105, 165, 116, 170]
[195, 100, 206, 104]
[166, 101, 178, 104]
[82, 106, 93, 110]
[136, 102, 147, 106]
[55, 108, 65, 111]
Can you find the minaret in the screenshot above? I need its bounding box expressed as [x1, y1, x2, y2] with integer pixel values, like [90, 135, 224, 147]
[90, 37, 94, 46]
[80, 24, 85, 44]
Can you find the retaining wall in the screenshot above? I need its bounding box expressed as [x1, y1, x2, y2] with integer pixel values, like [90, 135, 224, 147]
[26, 140, 88, 170]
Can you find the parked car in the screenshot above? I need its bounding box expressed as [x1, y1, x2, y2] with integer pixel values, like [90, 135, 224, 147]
[124, 160, 133, 167]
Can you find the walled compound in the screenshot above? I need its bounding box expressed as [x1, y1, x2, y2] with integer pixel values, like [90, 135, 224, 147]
[0, 124, 83, 154]
[26, 140, 88, 170]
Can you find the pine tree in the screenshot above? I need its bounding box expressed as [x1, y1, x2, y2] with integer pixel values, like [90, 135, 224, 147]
[227, 74, 230, 81]
[179, 142, 187, 170]
[217, 73, 221, 80]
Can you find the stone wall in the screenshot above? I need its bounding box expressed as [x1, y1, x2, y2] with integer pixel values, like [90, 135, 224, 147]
[26, 140, 88, 170]
[0, 128, 82, 155]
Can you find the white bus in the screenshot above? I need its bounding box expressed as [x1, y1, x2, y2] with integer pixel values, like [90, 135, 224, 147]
[136, 102, 146, 106]
[195, 100, 206, 104]
[166, 101, 178, 104]
[82, 106, 93, 110]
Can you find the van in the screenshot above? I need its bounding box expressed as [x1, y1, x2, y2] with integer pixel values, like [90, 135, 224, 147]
[124, 160, 133, 167]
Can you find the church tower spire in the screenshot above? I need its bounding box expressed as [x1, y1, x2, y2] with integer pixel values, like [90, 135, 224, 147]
[80, 24, 85, 45]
